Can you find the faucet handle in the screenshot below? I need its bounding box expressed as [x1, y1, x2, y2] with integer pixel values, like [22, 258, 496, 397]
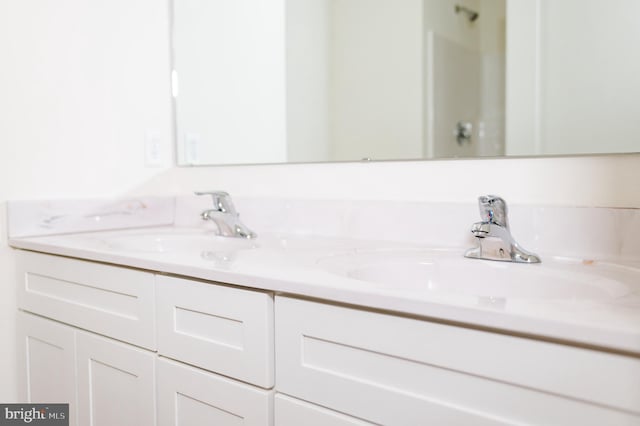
[477, 195, 509, 228]
[194, 191, 238, 215]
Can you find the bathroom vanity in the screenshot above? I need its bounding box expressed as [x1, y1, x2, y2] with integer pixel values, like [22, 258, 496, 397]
[9, 196, 640, 426]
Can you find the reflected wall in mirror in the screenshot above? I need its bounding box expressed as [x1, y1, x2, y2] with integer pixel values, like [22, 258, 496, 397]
[172, 0, 640, 166]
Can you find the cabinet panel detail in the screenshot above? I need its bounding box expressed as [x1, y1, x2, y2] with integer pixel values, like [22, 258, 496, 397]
[17, 312, 77, 426]
[17, 251, 155, 349]
[177, 393, 243, 426]
[276, 296, 640, 426]
[26, 273, 138, 319]
[275, 394, 373, 426]
[157, 275, 274, 388]
[76, 331, 155, 426]
[174, 306, 243, 350]
[157, 358, 273, 426]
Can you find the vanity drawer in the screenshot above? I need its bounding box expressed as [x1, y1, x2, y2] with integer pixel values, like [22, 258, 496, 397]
[275, 394, 373, 426]
[16, 250, 156, 349]
[276, 296, 640, 426]
[157, 358, 273, 426]
[156, 275, 274, 388]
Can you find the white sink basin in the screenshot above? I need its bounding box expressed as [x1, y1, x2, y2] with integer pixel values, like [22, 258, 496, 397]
[99, 230, 257, 253]
[97, 230, 362, 254]
[318, 250, 633, 301]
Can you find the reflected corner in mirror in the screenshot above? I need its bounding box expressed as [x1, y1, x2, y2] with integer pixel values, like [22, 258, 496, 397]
[171, 0, 640, 166]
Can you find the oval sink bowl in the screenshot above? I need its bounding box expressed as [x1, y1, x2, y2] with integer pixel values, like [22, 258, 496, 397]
[100, 230, 257, 253]
[318, 250, 633, 301]
[259, 234, 377, 252]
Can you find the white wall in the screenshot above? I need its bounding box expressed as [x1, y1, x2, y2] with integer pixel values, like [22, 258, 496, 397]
[506, 0, 640, 155]
[128, 154, 640, 208]
[478, 0, 506, 54]
[539, 0, 640, 155]
[0, 0, 172, 401]
[174, 0, 287, 165]
[286, 0, 330, 162]
[427, 32, 481, 158]
[424, 0, 481, 52]
[329, 0, 424, 161]
[424, 0, 506, 158]
[290, 0, 504, 162]
[478, 0, 506, 157]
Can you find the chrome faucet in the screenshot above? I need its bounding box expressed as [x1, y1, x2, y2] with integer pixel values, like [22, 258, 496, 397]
[464, 195, 540, 263]
[195, 191, 257, 239]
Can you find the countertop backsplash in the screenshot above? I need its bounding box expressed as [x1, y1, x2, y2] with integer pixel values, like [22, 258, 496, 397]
[8, 195, 640, 262]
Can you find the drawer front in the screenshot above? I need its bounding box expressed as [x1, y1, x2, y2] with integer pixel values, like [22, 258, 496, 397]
[275, 394, 373, 426]
[276, 297, 640, 426]
[157, 358, 273, 426]
[157, 275, 274, 388]
[17, 251, 155, 349]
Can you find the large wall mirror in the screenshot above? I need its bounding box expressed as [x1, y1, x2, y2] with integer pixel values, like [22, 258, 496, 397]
[172, 0, 640, 166]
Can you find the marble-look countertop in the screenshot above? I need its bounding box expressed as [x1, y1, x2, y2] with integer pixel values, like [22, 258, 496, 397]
[9, 226, 640, 356]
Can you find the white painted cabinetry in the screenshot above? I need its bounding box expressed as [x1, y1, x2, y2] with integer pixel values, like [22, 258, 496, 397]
[156, 275, 274, 388]
[76, 331, 156, 426]
[157, 358, 273, 426]
[17, 251, 156, 349]
[16, 250, 640, 426]
[276, 296, 640, 426]
[275, 394, 373, 426]
[16, 250, 276, 426]
[17, 312, 77, 426]
[17, 312, 156, 426]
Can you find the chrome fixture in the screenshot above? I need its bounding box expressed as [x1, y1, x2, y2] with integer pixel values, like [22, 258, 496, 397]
[195, 191, 257, 239]
[454, 121, 473, 145]
[465, 195, 541, 263]
[455, 5, 479, 22]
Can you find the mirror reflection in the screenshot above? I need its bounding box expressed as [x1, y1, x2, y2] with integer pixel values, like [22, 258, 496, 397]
[172, 0, 640, 165]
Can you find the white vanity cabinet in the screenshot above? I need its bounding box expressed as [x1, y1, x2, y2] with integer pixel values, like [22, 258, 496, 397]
[17, 311, 156, 426]
[16, 250, 275, 426]
[17, 312, 77, 426]
[155, 275, 275, 425]
[76, 331, 156, 426]
[16, 250, 156, 349]
[15, 249, 640, 426]
[274, 394, 373, 426]
[157, 358, 273, 426]
[16, 250, 159, 426]
[156, 275, 274, 388]
[276, 296, 640, 426]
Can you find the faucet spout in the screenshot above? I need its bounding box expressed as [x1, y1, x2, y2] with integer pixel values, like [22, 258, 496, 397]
[470, 221, 511, 240]
[465, 195, 540, 263]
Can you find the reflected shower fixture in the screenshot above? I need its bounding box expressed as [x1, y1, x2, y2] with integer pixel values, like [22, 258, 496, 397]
[455, 5, 479, 22]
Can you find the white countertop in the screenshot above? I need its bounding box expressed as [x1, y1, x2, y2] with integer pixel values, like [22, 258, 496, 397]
[10, 226, 640, 356]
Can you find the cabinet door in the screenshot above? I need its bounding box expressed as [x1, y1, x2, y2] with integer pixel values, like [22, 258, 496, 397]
[76, 332, 155, 426]
[17, 311, 77, 426]
[275, 394, 373, 426]
[157, 358, 273, 426]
